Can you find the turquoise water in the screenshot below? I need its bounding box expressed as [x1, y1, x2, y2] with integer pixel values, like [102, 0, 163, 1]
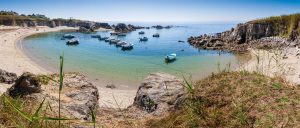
[22, 23, 237, 87]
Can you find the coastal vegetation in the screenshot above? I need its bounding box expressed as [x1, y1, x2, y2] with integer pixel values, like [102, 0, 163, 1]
[251, 13, 300, 37]
[145, 71, 300, 127]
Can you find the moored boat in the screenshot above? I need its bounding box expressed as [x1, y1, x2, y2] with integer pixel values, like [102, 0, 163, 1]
[138, 31, 145, 34]
[139, 37, 148, 41]
[99, 37, 109, 41]
[121, 43, 134, 50]
[153, 33, 160, 37]
[165, 53, 176, 62]
[66, 38, 79, 45]
[91, 35, 101, 38]
[116, 41, 128, 47]
[110, 32, 120, 36]
[109, 39, 120, 44]
[105, 38, 113, 42]
[117, 33, 126, 36]
[63, 34, 75, 39]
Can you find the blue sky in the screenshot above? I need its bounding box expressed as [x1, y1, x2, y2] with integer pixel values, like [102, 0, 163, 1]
[0, 0, 299, 22]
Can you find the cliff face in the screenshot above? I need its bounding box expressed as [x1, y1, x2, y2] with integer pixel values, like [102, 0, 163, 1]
[188, 13, 300, 52]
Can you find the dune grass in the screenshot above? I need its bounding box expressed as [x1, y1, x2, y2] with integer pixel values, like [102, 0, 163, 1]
[145, 70, 300, 128]
[250, 13, 300, 37]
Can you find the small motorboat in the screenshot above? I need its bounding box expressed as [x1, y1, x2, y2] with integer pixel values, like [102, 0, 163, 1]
[178, 40, 185, 43]
[153, 33, 160, 37]
[66, 38, 79, 45]
[91, 35, 101, 38]
[139, 37, 148, 42]
[165, 53, 176, 62]
[63, 34, 75, 39]
[116, 41, 128, 47]
[105, 38, 113, 42]
[99, 37, 109, 41]
[138, 31, 145, 34]
[117, 33, 126, 36]
[110, 32, 120, 36]
[121, 43, 134, 50]
[109, 39, 120, 44]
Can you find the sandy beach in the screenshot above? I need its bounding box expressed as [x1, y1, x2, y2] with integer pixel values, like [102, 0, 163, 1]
[242, 48, 300, 84]
[0, 26, 136, 108]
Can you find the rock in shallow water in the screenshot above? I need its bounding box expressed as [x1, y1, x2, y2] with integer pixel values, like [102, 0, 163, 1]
[106, 83, 116, 89]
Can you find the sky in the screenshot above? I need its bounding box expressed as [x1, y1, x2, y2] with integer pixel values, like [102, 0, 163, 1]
[0, 0, 300, 23]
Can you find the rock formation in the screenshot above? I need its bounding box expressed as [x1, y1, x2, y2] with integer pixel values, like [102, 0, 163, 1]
[0, 69, 17, 84]
[152, 25, 172, 29]
[188, 14, 300, 52]
[130, 73, 184, 116]
[6, 73, 99, 120]
[8, 72, 41, 97]
[113, 23, 144, 33]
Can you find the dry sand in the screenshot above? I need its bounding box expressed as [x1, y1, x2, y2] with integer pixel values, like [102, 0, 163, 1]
[242, 48, 300, 84]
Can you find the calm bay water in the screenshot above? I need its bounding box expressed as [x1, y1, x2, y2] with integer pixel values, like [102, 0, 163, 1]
[22, 23, 237, 87]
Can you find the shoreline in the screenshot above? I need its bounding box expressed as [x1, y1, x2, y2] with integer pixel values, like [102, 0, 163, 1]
[0, 26, 78, 75]
[0, 26, 137, 108]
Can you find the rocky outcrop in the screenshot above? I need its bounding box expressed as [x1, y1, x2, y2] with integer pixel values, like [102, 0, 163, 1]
[95, 22, 112, 29]
[152, 25, 172, 29]
[8, 72, 41, 97]
[130, 73, 184, 116]
[113, 23, 144, 33]
[6, 73, 99, 120]
[114, 23, 131, 33]
[0, 69, 17, 84]
[188, 17, 300, 52]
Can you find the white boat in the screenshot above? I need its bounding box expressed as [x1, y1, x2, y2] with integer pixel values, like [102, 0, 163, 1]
[139, 37, 148, 41]
[121, 43, 134, 50]
[117, 33, 126, 36]
[109, 39, 120, 44]
[105, 38, 113, 42]
[63, 34, 75, 39]
[165, 53, 176, 62]
[153, 33, 160, 37]
[66, 38, 79, 45]
[116, 41, 128, 47]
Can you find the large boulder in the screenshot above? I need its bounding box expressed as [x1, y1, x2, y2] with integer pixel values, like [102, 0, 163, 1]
[132, 73, 184, 115]
[8, 72, 41, 97]
[6, 73, 99, 120]
[0, 69, 17, 84]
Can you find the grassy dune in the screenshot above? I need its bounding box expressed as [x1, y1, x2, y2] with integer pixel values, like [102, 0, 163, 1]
[145, 71, 300, 128]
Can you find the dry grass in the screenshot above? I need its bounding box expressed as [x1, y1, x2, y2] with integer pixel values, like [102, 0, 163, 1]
[145, 71, 300, 128]
[250, 13, 300, 37]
